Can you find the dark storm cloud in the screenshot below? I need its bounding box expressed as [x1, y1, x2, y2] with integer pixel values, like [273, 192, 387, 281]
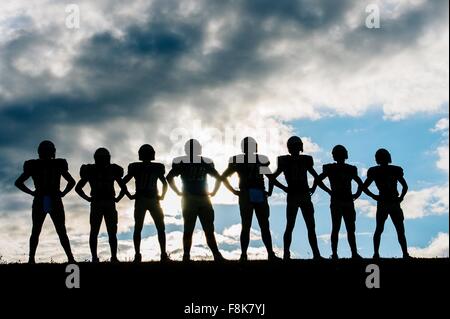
[343, 0, 449, 54]
[243, 0, 353, 28]
[0, 0, 448, 186]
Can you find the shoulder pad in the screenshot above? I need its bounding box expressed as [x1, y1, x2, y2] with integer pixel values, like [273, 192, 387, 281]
[202, 157, 214, 165]
[112, 164, 124, 178]
[128, 162, 139, 174]
[367, 166, 377, 179]
[303, 155, 314, 167]
[322, 163, 333, 174]
[258, 155, 270, 166]
[229, 155, 242, 164]
[23, 160, 36, 175]
[80, 164, 92, 179]
[392, 165, 404, 177]
[156, 162, 166, 174]
[55, 158, 68, 172]
[172, 156, 187, 165]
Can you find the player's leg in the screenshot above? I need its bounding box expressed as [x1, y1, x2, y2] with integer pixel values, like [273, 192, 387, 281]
[104, 202, 119, 262]
[198, 205, 224, 261]
[150, 200, 168, 261]
[182, 199, 197, 261]
[29, 199, 47, 263]
[255, 202, 280, 261]
[50, 199, 75, 262]
[89, 202, 103, 262]
[133, 199, 147, 262]
[239, 196, 254, 261]
[284, 203, 299, 260]
[343, 203, 360, 258]
[373, 203, 389, 259]
[330, 203, 342, 259]
[300, 200, 322, 259]
[390, 204, 409, 258]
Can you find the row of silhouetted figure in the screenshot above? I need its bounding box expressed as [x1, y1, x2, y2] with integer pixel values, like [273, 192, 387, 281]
[15, 137, 410, 264]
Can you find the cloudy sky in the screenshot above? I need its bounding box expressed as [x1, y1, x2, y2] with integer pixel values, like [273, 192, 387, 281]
[0, 0, 448, 262]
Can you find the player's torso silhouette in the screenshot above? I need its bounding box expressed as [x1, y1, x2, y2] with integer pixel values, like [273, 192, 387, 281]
[80, 164, 123, 200]
[24, 159, 67, 196]
[229, 154, 269, 190]
[129, 162, 164, 198]
[173, 156, 214, 195]
[278, 155, 312, 194]
[323, 163, 357, 201]
[368, 165, 403, 201]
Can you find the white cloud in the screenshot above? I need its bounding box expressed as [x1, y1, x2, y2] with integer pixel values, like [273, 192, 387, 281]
[355, 199, 377, 218]
[432, 118, 449, 133]
[318, 232, 372, 244]
[357, 185, 449, 220]
[437, 145, 449, 174]
[410, 233, 449, 258]
[356, 183, 449, 220]
[222, 224, 261, 242]
[432, 118, 449, 175]
[402, 185, 449, 219]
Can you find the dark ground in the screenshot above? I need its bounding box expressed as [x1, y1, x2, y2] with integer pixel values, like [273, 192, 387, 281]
[1, 258, 448, 317]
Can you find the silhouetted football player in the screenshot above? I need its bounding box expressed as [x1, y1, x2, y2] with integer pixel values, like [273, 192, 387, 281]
[120, 144, 169, 262]
[363, 149, 410, 259]
[222, 137, 281, 262]
[166, 139, 225, 262]
[316, 145, 363, 259]
[76, 148, 126, 263]
[269, 136, 323, 260]
[15, 140, 76, 264]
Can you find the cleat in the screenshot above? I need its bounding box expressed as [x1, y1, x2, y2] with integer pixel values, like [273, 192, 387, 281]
[134, 253, 142, 263]
[313, 255, 325, 261]
[110, 257, 120, 263]
[268, 253, 282, 262]
[160, 253, 170, 262]
[351, 253, 363, 260]
[213, 253, 227, 262]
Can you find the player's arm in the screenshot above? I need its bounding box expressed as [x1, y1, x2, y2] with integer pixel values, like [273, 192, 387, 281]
[221, 167, 239, 196]
[267, 156, 286, 196]
[268, 161, 288, 195]
[75, 177, 92, 202]
[114, 175, 129, 203]
[352, 175, 364, 200]
[362, 176, 379, 201]
[14, 172, 35, 197]
[307, 167, 328, 195]
[158, 173, 169, 201]
[398, 176, 408, 203]
[208, 167, 222, 197]
[117, 173, 134, 201]
[166, 169, 182, 196]
[314, 171, 332, 196]
[61, 171, 76, 198]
